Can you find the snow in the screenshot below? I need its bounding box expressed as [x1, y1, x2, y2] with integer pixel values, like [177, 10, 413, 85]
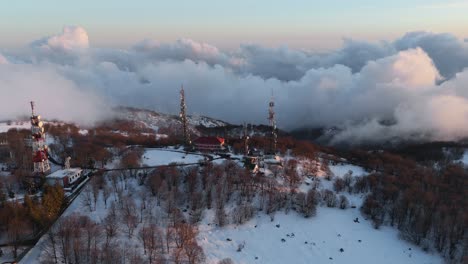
[199, 208, 442, 264]
[329, 163, 367, 178]
[142, 148, 205, 166]
[19, 152, 443, 264]
[456, 150, 468, 166]
[0, 121, 29, 133]
[188, 114, 228, 128]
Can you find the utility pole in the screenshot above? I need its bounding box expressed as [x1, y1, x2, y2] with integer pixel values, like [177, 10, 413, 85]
[179, 85, 191, 146]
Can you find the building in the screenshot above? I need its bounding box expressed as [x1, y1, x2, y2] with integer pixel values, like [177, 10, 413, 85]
[193, 136, 225, 152]
[45, 168, 83, 188]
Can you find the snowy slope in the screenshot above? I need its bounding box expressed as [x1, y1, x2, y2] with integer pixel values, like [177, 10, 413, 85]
[0, 121, 29, 132]
[117, 107, 229, 135]
[20, 151, 443, 264]
[142, 148, 205, 165]
[329, 163, 367, 178]
[199, 208, 442, 264]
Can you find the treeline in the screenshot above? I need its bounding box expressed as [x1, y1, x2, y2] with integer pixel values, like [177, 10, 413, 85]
[350, 151, 468, 263]
[39, 152, 328, 263]
[0, 184, 66, 259]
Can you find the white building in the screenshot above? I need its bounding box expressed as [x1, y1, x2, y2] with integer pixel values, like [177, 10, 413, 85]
[45, 168, 83, 188]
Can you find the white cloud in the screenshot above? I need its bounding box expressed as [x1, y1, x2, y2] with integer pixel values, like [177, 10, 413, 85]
[0, 53, 8, 64]
[32, 26, 89, 51]
[2, 26, 468, 144]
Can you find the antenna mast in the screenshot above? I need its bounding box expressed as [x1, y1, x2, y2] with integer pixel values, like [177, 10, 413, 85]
[268, 93, 277, 155]
[30, 101, 50, 174]
[179, 85, 191, 146]
[243, 122, 250, 156]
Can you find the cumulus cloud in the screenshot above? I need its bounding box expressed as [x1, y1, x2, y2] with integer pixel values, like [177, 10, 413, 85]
[31, 26, 89, 51]
[394, 31, 468, 79]
[0, 63, 111, 125]
[2, 26, 468, 144]
[0, 53, 8, 64]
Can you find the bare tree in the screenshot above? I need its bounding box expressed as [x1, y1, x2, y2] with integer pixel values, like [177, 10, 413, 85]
[184, 240, 206, 264]
[121, 195, 138, 237]
[102, 185, 111, 209]
[339, 195, 349, 209]
[82, 186, 94, 212]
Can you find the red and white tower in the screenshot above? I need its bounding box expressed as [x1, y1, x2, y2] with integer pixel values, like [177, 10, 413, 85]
[30, 101, 50, 174]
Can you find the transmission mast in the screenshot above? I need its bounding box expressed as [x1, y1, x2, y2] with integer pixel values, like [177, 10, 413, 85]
[179, 85, 191, 146]
[243, 122, 250, 156]
[268, 94, 277, 155]
[30, 101, 50, 175]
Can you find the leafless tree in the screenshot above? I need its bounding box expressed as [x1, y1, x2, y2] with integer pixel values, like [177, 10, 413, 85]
[82, 186, 94, 212]
[232, 204, 255, 225]
[102, 185, 111, 209]
[184, 240, 206, 264]
[339, 195, 349, 209]
[121, 195, 138, 237]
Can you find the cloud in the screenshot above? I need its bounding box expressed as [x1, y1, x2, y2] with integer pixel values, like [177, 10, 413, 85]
[2, 26, 468, 144]
[31, 26, 89, 51]
[0, 63, 111, 125]
[0, 53, 8, 64]
[394, 31, 468, 79]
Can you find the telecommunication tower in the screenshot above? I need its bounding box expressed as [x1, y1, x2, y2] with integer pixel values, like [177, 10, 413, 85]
[179, 85, 191, 146]
[243, 122, 250, 155]
[30, 101, 51, 174]
[268, 95, 277, 154]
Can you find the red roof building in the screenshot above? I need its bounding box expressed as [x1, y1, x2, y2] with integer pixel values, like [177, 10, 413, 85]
[193, 136, 225, 152]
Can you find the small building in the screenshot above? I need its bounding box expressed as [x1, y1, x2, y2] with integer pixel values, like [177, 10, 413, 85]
[193, 136, 225, 152]
[45, 168, 83, 188]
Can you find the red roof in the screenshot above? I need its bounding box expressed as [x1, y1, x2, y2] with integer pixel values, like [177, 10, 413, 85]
[193, 136, 225, 145]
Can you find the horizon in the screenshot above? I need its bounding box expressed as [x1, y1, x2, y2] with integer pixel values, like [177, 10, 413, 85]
[1, 0, 468, 50]
[1, 1, 468, 145]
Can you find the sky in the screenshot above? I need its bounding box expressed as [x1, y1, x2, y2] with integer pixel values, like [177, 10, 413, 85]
[2, 1, 468, 145]
[1, 0, 468, 50]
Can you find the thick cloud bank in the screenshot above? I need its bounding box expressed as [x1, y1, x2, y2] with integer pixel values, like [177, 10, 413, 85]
[2, 26, 468, 144]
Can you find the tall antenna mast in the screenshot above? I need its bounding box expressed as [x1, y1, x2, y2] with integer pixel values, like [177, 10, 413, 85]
[179, 85, 191, 146]
[243, 122, 250, 156]
[30, 101, 51, 175]
[30, 101, 35, 116]
[268, 91, 277, 155]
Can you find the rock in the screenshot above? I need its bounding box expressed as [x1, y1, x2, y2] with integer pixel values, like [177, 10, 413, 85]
[226, 238, 232, 241]
[281, 238, 286, 242]
[276, 224, 280, 228]
[358, 240, 362, 243]
[340, 248, 344, 253]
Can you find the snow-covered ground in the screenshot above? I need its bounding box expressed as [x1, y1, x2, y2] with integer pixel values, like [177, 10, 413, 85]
[0, 121, 29, 133]
[142, 148, 205, 166]
[329, 163, 367, 178]
[457, 150, 468, 166]
[199, 208, 442, 264]
[19, 151, 443, 264]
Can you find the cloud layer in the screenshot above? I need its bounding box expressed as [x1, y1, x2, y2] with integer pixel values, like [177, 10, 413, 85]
[2, 26, 468, 144]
